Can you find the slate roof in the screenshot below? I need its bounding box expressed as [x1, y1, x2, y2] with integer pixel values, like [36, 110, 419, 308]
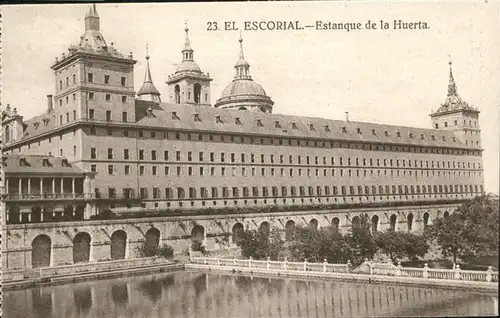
[134, 100, 465, 149]
[3, 155, 88, 175]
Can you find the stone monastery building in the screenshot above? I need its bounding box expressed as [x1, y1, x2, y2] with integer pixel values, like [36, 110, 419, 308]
[0, 5, 485, 269]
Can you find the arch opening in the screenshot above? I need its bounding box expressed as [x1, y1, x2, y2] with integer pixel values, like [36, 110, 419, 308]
[232, 223, 244, 246]
[331, 217, 340, 233]
[259, 221, 270, 238]
[371, 215, 379, 233]
[191, 225, 205, 249]
[32, 234, 51, 268]
[110, 230, 127, 260]
[390, 214, 397, 231]
[309, 218, 318, 231]
[73, 232, 91, 263]
[285, 220, 295, 242]
[407, 213, 414, 232]
[144, 228, 160, 256]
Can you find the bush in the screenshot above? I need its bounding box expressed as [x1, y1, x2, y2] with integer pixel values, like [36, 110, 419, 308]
[157, 244, 174, 259]
[136, 241, 159, 257]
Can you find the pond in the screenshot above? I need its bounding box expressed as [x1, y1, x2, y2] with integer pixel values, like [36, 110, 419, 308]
[3, 270, 498, 318]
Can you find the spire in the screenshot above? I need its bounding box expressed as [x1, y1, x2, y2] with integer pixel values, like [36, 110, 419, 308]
[239, 32, 245, 61]
[433, 57, 476, 114]
[234, 34, 251, 79]
[182, 21, 194, 61]
[447, 56, 457, 96]
[85, 4, 100, 31]
[144, 43, 153, 82]
[137, 44, 161, 102]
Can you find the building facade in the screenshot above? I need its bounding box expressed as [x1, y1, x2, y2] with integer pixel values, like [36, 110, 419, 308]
[0, 5, 485, 270]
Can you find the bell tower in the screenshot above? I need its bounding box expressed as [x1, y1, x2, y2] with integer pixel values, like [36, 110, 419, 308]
[166, 23, 212, 106]
[430, 59, 481, 149]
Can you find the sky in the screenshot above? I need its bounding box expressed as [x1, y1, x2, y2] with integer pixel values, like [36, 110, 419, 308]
[2, 2, 499, 194]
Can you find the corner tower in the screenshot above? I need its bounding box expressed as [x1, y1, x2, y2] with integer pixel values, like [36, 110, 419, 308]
[50, 4, 137, 124]
[430, 59, 481, 149]
[214, 35, 274, 113]
[166, 23, 212, 106]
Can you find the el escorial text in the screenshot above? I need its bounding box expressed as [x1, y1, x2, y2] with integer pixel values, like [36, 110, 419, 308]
[206, 20, 429, 32]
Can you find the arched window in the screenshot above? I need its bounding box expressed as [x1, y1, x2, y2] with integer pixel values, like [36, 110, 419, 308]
[193, 83, 201, 104]
[174, 85, 181, 104]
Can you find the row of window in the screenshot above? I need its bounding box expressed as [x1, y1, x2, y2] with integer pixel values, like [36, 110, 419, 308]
[95, 164, 482, 179]
[104, 183, 484, 200]
[91, 148, 482, 170]
[57, 73, 127, 91]
[435, 119, 478, 129]
[85, 127, 482, 157]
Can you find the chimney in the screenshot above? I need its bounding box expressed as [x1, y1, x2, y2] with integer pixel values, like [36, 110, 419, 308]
[345, 111, 350, 122]
[47, 95, 53, 113]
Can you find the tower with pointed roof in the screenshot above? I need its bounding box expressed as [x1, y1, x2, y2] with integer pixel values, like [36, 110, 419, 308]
[137, 45, 161, 102]
[214, 35, 274, 113]
[50, 4, 137, 127]
[166, 23, 212, 106]
[430, 59, 481, 149]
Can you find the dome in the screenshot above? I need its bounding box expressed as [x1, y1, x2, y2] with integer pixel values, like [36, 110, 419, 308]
[220, 79, 267, 99]
[176, 60, 201, 73]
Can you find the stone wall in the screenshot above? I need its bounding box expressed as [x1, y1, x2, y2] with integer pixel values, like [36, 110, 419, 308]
[3, 203, 459, 271]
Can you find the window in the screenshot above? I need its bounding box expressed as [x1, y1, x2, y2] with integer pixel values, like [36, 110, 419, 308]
[105, 94, 111, 101]
[104, 75, 110, 84]
[125, 165, 130, 175]
[122, 112, 128, 122]
[140, 166, 145, 175]
[107, 148, 113, 159]
[152, 150, 157, 160]
[88, 73, 94, 83]
[90, 147, 96, 159]
[152, 166, 157, 175]
[91, 164, 96, 172]
[89, 109, 95, 120]
[72, 74, 76, 84]
[106, 110, 111, 121]
[121, 77, 126, 86]
[176, 151, 181, 161]
[108, 165, 114, 175]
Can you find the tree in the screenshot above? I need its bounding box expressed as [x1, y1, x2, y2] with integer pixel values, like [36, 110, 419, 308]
[239, 226, 285, 260]
[427, 195, 499, 265]
[345, 214, 377, 265]
[375, 230, 429, 262]
[288, 226, 352, 263]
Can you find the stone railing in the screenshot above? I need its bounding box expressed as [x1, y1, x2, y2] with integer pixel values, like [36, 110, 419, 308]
[191, 257, 498, 283]
[3, 257, 171, 282]
[191, 257, 352, 273]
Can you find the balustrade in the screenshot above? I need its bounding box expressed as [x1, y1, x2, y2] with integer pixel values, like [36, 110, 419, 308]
[191, 257, 498, 283]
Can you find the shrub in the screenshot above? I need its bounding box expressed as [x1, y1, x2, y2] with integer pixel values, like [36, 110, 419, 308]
[157, 244, 174, 259]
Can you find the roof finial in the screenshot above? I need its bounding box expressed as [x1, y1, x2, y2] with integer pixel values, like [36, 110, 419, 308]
[239, 32, 245, 61]
[144, 44, 152, 82]
[447, 55, 456, 96]
[184, 20, 191, 50]
[146, 42, 149, 60]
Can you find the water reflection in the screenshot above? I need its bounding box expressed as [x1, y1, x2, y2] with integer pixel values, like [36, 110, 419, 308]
[3, 270, 498, 318]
